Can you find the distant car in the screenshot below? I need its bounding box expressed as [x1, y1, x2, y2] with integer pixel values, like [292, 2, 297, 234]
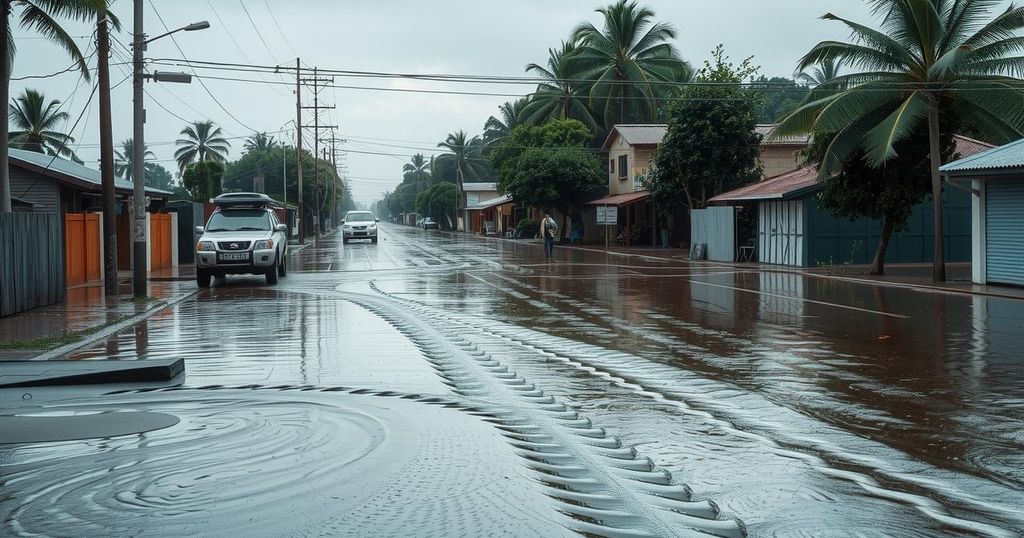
[342, 211, 379, 244]
[422, 217, 439, 230]
[415, 218, 424, 227]
[194, 193, 288, 287]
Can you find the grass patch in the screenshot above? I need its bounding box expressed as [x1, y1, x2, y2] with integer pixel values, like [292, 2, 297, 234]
[0, 315, 130, 351]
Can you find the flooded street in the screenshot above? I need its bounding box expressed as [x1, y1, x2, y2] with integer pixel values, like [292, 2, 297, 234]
[3, 224, 1023, 537]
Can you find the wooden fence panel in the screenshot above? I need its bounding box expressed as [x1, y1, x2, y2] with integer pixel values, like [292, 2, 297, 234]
[65, 213, 85, 286]
[151, 214, 172, 271]
[0, 212, 65, 317]
[85, 213, 100, 282]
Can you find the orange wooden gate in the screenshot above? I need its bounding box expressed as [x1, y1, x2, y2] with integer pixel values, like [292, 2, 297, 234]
[150, 213, 172, 271]
[65, 212, 101, 286]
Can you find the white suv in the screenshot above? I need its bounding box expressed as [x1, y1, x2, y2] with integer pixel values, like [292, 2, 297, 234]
[342, 211, 379, 244]
[194, 193, 288, 287]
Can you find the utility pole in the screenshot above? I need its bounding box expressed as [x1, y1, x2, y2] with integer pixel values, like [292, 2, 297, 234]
[299, 66, 336, 239]
[97, 11, 118, 295]
[331, 140, 338, 228]
[132, 0, 147, 298]
[295, 58, 304, 244]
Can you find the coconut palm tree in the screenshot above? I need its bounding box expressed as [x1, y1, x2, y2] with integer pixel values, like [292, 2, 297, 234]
[568, 0, 692, 129]
[403, 153, 431, 184]
[8, 89, 81, 162]
[796, 58, 845, 87]
[243, 132, 277, 153]
[174, 120, 231, 173]
[776, 0, 1024, 282]
[438, 130, 491, 208]
[483, 98, 530, 148]
[1, 0, 104, 211]
[114, 139, 155, 182]
[521, 41, 601, 131]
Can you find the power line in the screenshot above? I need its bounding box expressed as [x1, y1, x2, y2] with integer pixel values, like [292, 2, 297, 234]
[239, 0, 278, 64]
[148, 0, 257, 133]
[263, 0, 298, 58]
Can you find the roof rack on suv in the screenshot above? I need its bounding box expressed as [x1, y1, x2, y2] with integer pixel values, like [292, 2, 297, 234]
[212, 192, 275, 208]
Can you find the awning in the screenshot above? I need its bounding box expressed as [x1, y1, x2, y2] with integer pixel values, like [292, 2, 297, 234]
[466, 194, 513, 211]
[586, 191, 650, 206]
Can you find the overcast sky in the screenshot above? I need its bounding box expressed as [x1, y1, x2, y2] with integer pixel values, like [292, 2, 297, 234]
[11, 0, 855, 205]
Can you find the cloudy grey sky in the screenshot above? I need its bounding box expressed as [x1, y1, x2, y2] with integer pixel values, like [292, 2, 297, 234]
[11, 0, 855, 205]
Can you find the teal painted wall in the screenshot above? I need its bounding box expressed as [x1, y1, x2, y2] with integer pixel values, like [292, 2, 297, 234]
[804, 187, 971, 267]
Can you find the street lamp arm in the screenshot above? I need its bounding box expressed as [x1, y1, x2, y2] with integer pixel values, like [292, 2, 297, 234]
[143, 20, 210, 45]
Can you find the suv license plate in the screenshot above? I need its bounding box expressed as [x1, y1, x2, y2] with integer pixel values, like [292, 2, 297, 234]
[219, 252, 249, 262]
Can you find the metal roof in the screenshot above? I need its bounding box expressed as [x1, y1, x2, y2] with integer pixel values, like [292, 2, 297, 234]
[462, 182, 497, 192]
[713, 135, 993, 203]
[941, 137, 1024, 175]
[756, 124, 811, 145]
[466, 194, 513, 211]
[710, 167, 819, 203]
[586, 190, 650, 206]
[602, 125, 668, 149]
[9, 148, 173, 196]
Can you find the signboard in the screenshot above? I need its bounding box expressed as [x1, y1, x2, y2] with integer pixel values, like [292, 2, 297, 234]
[596, 206, 618, 226]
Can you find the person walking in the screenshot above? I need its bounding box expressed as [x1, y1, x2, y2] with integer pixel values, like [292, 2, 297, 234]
[540, 212, 558, 259]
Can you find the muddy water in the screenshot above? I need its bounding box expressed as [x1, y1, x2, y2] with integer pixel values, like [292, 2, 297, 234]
[6, 225, 1023, 537]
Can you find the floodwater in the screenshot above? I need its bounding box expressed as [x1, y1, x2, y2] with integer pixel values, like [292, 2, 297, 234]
[2, 224, 1023, 537]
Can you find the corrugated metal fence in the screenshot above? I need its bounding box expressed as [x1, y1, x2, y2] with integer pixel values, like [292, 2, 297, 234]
[690, 207, 736, 262]
[0, 212, 65, 317]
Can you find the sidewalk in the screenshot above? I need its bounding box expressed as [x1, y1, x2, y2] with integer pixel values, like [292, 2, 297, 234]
[0, 278, 197, 361]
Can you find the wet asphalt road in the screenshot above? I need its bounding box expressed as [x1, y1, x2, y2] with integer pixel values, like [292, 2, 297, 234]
[6, 223, 1024, 537]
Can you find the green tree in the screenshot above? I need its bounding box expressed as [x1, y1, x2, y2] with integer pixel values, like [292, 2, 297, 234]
[181, 160, 224, 202]
[491, 118, 593, 188]
[415, 181, 458, 229]
[749, 76, 809, 123]
[522, 41, 601, 131]
[114, 138, 155, 182]
[568, 0, 691, 128]
[8, 89, 81, 162]
[437, 130, 493, 208]
[795, 57, 844, 87]
[1, 0, 103, 212]
[483, 98, 530, 149]
[243, 132, 277, 153]
[648, 46, 763, 215]
[775, 0, 1024, 281]
[807, 130, 957, 275]
[504, 147, 605, 238]
[403, 153, 431, 188]
[146, 163, 173, 191]
[174, 120, 231, 173]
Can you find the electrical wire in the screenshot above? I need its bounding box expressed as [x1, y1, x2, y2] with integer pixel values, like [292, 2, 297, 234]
[263, 0, 298, 58]
[148, 0, 256, 133]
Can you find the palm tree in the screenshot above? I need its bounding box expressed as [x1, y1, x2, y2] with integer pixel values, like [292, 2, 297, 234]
[438, 130, 490, 209]
[114, 139, 155, 182]
[243, 132, 277, 153]
[776, 0, 1024, 282]
[796, 58, 844, 87]
[174, 120, 231, 173]
[403, 153, 431, 186]
[8, 89, 81, 162]
[1, 0, 103, 212]
[521, 41, 601, 131]
[483, 98, 530, 148]
[568, 0, 691, 129]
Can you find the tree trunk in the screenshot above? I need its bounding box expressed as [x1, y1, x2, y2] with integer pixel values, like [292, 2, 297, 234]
[561, 205, 570, 242]
[0, 1, 11, 213]
[928, 95, 945, 282]
[870, 214, 896, 276]
[97, 15, 119, 295]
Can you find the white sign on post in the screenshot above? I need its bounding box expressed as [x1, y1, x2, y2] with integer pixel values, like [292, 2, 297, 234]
[596, 206, 618, 226]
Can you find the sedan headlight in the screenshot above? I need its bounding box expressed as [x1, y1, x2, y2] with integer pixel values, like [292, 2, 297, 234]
[196, 241, 215, 252]
[254, 239, 274, 250]
[368, 224, 377, 230]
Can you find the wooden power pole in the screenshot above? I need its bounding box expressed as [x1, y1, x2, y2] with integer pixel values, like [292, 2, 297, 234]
[97, 12, 118, 294]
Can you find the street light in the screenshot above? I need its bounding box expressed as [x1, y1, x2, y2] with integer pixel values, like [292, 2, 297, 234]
[132, 5, 211, 298]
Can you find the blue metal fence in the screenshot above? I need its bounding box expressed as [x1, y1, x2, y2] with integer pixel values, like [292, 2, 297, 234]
[0, 212, 65, 317]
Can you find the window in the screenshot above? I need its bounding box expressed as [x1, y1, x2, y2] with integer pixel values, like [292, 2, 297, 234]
[206, 210, 271, 232]
[618, 155, 628, 180]
[609, 158, 615, 174]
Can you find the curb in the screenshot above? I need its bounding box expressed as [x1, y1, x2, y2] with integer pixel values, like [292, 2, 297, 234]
[30, 289, 200, 361]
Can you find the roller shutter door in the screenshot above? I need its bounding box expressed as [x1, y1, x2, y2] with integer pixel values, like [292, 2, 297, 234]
[986, 180, 1024, 286]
